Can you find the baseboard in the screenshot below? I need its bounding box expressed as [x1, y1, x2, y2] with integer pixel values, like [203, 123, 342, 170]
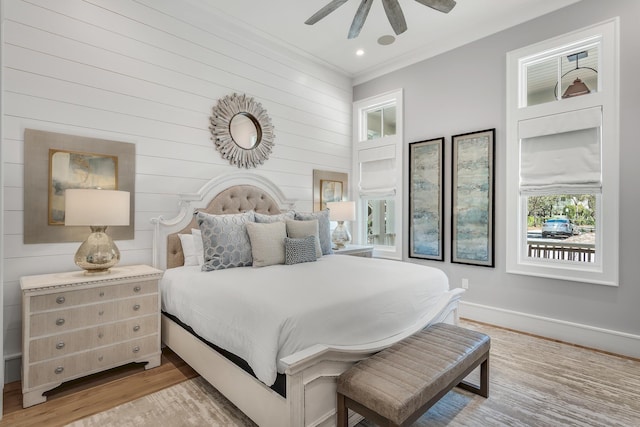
[460, 301, 640, 359]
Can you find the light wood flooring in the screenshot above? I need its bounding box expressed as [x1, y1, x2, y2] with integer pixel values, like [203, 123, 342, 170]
[2, 321, 639, 426]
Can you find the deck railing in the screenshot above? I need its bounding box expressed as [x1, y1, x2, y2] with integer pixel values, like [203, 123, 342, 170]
[527, 240, 595, 262]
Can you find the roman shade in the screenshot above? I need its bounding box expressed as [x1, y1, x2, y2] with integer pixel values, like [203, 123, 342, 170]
[519, 106, 602, 194]
[358, 145, 397, 197]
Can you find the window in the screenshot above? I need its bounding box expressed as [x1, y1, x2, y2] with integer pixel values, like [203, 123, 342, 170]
[353, 90, 403, 259]
[506, 19, 619, 285]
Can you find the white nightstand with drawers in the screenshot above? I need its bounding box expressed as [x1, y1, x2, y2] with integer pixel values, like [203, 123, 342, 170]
[20, 264, 163, 408]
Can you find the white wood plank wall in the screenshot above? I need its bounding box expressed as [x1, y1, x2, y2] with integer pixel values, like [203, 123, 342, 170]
[1, 0, 352, 382]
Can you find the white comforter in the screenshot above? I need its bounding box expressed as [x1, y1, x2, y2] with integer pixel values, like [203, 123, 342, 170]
[160, 255, 455, 386]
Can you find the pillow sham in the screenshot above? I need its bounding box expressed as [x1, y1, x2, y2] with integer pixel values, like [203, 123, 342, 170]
[178, 233, 199, 266]
[295, 210, 333, 255]
[191, 228, 204, 266]
[196, 211, 255, 271]
[286, 219, 322, 258]
[254, 210, 295, 223]
[246, 221, 286, 267]
[284, 236, 318, 265]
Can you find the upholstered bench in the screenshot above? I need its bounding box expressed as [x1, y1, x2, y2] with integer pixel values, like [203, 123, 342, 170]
[336, 323, 490, 427]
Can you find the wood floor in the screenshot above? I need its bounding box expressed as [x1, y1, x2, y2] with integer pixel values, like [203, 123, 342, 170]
[0, 348, 198, 427]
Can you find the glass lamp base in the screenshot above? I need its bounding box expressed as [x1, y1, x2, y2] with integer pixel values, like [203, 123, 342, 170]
[74, 226, 120, 274]
[332, 221, 351, 249]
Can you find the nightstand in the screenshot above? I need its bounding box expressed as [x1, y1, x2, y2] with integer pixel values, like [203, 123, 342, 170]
[333, 244, 374, 257]
[20, 264, 163, 408]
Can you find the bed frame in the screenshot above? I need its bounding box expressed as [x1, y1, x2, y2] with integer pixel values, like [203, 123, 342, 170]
[151, 172, 464, 427]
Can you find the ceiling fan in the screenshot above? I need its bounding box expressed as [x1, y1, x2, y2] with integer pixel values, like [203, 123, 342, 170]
[305, 0, 457, 39]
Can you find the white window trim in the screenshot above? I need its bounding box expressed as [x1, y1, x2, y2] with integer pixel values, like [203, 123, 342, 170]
[506, 19, 620, 286]
[353, 89, 404, 260]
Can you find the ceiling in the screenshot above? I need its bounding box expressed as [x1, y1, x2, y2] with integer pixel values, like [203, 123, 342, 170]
[196, 0, 582, 84]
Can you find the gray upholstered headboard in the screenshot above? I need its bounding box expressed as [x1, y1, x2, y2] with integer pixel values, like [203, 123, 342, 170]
[166, 185, 282, 269]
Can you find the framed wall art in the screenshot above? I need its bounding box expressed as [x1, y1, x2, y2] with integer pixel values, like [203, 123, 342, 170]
[408, 137, 444, 261]
[24, 129, 136, 244]
[313, 169, 348, 212]
[451, 128, 495, 267]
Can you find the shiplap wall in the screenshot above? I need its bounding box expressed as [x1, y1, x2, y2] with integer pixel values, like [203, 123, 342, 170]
[1, 0, 352, 382]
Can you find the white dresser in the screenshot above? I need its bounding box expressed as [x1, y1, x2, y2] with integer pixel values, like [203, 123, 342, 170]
[21, 264, 164, 408]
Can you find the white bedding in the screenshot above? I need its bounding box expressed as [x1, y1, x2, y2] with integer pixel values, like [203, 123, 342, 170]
[160, 254, 455, 386]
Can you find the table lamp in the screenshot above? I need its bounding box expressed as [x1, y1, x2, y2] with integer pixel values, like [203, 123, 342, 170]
[64, 189, 130, 274]
[327, 201, 356, 249]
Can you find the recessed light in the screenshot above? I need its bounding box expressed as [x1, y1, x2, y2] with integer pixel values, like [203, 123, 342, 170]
[356, 49, 365, 56]
[378, 35, 396, 46]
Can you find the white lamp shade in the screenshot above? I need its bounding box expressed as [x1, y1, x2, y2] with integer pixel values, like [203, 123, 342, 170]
[327, 201, 356, 222]
[64, 189, 130, 226]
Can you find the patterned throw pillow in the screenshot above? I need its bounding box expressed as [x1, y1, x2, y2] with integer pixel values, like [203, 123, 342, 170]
[196, 211, 255, 271]
[295, 210, 333, 255]
[254, 211, 295, 223]
[245, 221, 286, 267]
[284, 236, 318, 265]
[286, 219, 322, 258]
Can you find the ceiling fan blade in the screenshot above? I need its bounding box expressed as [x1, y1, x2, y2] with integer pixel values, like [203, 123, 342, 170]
[414, 0, 457, 14]
[305, 0, 350, 25]
[382, 0, 407, 35]
[348, 0, 373, 39]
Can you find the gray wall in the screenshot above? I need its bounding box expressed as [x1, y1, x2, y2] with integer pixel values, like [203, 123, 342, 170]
[354, 0, 640, 338]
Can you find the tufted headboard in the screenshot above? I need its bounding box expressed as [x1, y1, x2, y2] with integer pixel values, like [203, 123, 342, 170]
[166, 185, 283, 269]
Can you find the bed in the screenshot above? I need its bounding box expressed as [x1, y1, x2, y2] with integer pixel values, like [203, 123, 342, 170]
[151, 172, 464, 427]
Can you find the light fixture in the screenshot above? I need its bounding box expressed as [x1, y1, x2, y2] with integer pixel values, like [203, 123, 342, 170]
[65, 189, 130, 274]
[554, 51, 598, 99]
[327, 201, 356, 249]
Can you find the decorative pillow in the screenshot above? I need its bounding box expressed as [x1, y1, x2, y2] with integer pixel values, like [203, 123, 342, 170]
[284, 236, 318, 265]
[254, 211, 295, 223]
[295, 210, 333, 255]
[245, 221, 286, 267]
[196, 211, 255, 271]
[286, 219, 322, 258]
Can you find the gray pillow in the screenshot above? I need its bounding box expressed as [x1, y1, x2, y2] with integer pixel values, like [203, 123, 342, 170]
[246, 221, 286, 267]
[196, 211, 255, 271]
[284, 236, 318, 265]
[286, 219, 322, 258]
[295, 210, 333, 255]
[254, 210, 295, 223]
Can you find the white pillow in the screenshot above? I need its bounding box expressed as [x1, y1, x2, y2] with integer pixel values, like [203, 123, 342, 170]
[246, 221, 286, 267]
[178, 229, 204, 267]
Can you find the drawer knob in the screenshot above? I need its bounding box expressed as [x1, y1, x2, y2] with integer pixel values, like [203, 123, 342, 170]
[54, 366, 64, 374]
[133, 304, 140, 311]
[55, 318, 65, 326]
[56, 296, 66, 304]
[98, 356, 104, 362]
[98, 310, 104, 316]
[98, 333, 104, 339]
[132, 346, 140, 353]
[56, 341, 65, 350]
[99, 291, 105, 297]
[133, 286, 141, 293]
[133, 325, 140, 332]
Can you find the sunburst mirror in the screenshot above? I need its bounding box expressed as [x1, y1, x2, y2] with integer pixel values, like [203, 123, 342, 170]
[209, 93, 275, 169]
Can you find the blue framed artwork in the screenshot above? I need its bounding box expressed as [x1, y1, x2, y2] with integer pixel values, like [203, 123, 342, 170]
[451, 129, 495, 267]
[409, 137, 444, 261]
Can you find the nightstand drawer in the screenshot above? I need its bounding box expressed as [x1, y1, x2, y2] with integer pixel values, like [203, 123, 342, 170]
[28, 334, 159, 389]
[29, 280, 158, 312]
[29, 294, 158, 337]
[29, 315, 158, 362]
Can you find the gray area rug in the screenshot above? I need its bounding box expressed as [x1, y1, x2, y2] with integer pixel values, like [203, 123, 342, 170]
[67, 321, 640, 426]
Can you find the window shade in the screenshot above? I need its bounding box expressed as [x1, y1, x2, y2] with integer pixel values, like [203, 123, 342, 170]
[359, 145, 396, 197]
[519, 106, 602, 194]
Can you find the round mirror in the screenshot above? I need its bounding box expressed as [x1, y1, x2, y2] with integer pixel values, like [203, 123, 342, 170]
[210, 93, 275, 169]
[229, 113, 261, 149]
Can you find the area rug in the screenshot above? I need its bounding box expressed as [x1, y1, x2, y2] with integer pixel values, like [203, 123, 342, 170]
[65, 376, 256, 427]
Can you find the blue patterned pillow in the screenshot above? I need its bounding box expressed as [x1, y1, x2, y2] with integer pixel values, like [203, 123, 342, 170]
[254, 210, 295, 223]
[295, 210, 333, 255]
[196, 211, 255, 271]
[284, 236, 318, 265]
